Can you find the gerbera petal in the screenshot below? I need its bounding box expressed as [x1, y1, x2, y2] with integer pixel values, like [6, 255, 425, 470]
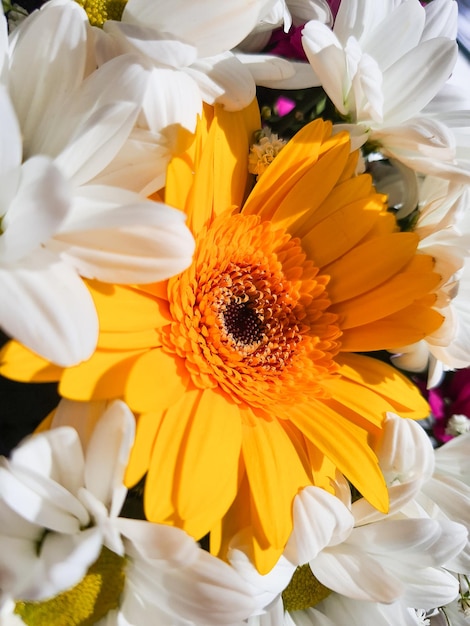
[0, 339, 63, 382]
[340, 301, 444, 351]
[124, 411, 165, 488]
[59, 347, 144, 401]
[330, 254, 441, 329]
[125, 349, 189, 413]
[243, 119, 334, 219]
[175, 388, 242, 533]
[289, 401, 388, 514]
[0, 250, 98, 367]
[144, 388, 201, 523]
[336, 353, 430, 419]
[270, 135, 350, 235]
[301, 195, 384, 267]
[325, 232, 419, 303]
[86, 281, 171, 333]
[241, 411, 311, 556]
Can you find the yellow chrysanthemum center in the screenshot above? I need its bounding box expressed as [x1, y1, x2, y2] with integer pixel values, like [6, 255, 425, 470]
[15, 546, 126, 626]
[74, 0, 126, 27]
[163, 212, 341, 409]
[282, 564, 332, 612]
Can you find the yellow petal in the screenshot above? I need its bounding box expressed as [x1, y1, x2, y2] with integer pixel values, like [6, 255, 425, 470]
[86, 280, 171, 332]
[289, 400, 389, 514]
[330, 254, 441, 329]
[325, 232, 419, 303]
[124, 410, 164, 487]
[145, 388, 202, 523]
[241, 411, 311, 554]
[242, 119, 333, 220]
[0, 340, 62, 382]
[301, 195, 384, 267]
[336, 353, 430, 419]
[125, 348, 189, 413]
[270, 137, 350, 236]
[339, 303, 444, 351]
[59, 349, 143, 401]
[176, 388, 242, 537]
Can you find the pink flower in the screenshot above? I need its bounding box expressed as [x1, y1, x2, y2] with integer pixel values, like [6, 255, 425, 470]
[423, 369, 470, 443]
[265, 24, 306, 61]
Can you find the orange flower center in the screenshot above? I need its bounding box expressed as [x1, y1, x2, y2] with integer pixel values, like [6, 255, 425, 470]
[164, 213, 342, 409]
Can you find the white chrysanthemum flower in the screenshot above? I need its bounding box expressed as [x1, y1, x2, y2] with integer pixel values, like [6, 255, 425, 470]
[0, 0, 195, 366]
[0, 399, 257, 625]
[385, 176, 470, 386]
[91, 0, 288, 112]
[300, 0, 469, 181]
[230, 414, 468, 626]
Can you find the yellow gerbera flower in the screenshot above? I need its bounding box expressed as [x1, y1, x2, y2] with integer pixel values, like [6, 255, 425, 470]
[0, 102, 442, 574]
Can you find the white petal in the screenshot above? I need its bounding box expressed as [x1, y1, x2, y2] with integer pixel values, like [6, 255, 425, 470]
[245, 58, 320, 90]
[9, 0, 88, 156]
[422, 0, 457, 41]
[123, 0, 268, 58]
[10, 427, 85, 497]
[0, 533, 40, 598]
[49, 186, 195, 284]
[84, 400, 135, 516]
[398, 565, 460, 609]
[186, 53, 256, 111]
[382, 38, 457, 126]
[302, 22, 350, 115]
[0, 248, 98, 366]
[140, 67, 201, 134]
[228, 547, 294, 612]
[361, 0, 424, 72]
[51, 398, 109, 451]
[51, 55, 150, 186]
[334, 0, 390, 44]
[0, 462, 87, 533]
[0, 85, 22, 174]
[0, 156, 71, 264]
[118, 518, 199, 565]
[25, 526, 103, 600]
[166, 548, 257, 625]
[103, 21, 197, 68]
[310, 548, 404, 602]
[284, 486, 354, 565]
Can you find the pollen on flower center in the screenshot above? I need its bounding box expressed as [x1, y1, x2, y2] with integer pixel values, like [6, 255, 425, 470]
[74, 0, 127, 27]
[164, 213, 342, 408]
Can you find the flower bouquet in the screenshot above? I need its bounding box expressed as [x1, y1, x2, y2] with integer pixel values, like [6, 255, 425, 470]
[0, 0, 469, 624]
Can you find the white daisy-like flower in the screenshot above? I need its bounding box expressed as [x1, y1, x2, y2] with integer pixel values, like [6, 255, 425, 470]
[230, 413, 467, 626]
[91, 0, 292, 112]
[0, 0, 195, 366]
[385, 175, 470, 386]
[300, 0, 470, 181]
[0, 399, 257, 625]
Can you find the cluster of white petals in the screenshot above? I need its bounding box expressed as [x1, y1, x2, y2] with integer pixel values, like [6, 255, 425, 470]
[0, 0, 195, 367]
[0, 400, 257, 625]
[227, 414, 470, 626]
